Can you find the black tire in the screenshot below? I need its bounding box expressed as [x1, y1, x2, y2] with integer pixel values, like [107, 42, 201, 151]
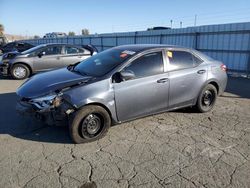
[196, 84, 218, 113]
[11, 64, 30, 80]
[69, 105, 111, 144]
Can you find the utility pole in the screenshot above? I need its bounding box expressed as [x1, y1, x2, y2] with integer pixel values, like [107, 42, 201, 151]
[25, 30, 29, 39]
[194, 15, 197, 26]
[180, 21, 182, 28]
[170, 20, 173, 28]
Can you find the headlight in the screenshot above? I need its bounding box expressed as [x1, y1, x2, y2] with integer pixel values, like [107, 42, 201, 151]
[30, 94, 62, 109]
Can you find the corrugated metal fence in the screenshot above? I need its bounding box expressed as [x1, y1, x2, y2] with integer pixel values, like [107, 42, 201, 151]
[22, 22, 250, 75]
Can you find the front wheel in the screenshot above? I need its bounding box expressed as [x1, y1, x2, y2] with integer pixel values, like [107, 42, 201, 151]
[196, 84, 218, 113]
[69, 105, 111, 144]
[11, 64, 30, 80]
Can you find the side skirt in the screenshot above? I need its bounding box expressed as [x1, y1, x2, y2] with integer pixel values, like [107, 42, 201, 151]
[115, 102, 195, 125]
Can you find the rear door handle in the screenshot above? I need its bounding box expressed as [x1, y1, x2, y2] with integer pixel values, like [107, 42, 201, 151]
[197, 70, 206, 74]
[157, 78, 169, 83]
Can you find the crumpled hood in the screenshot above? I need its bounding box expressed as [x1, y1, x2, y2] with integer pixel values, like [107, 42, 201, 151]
[2, 51, 20, 60]
[17, 68, 92, 99]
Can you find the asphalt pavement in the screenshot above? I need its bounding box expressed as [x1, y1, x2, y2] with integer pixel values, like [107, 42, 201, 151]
[0, 75, 250, 188]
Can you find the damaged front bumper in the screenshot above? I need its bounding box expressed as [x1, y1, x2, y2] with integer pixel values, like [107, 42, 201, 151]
[16, 96, 75, 126]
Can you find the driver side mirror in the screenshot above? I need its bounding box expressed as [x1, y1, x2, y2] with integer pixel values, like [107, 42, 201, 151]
[38, 51, 45, 58]
[120, 70, 136, 81]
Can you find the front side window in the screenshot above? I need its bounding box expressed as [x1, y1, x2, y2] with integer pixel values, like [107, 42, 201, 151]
[65, 46, 81, 54]
[167, 50, 202, 71]
[16, 43, 24, 47]
[123, 51, 164, 78]
[23, 43, 33, 48]
[44, 46, 62, 55]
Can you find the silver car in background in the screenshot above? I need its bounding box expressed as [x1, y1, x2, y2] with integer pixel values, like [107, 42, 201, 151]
[16, 44, 227, 144]
[0, 43, 97, 79]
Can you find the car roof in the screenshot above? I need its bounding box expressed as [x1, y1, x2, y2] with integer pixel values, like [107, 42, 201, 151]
[112, 44, 189, 53]
[41, 43, 83, 47]
[10, 41, 31, 44]
[31, 43, 193, 53]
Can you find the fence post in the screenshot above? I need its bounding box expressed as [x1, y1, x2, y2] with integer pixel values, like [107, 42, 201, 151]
[247, 34, 250, 77]
[194, 32, 200, 50]
[89, 37, 92, 45]
[101, 36, 103, 51]
[247, 51, 250, 78]
[134, 32, 137, 44]
[160, 34, 163, 44]
[247, 56, 250, 77]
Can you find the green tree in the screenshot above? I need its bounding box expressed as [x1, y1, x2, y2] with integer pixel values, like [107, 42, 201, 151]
[68, 31, 75, 36]
[81, 29, 90, 35]
[0, 24, 4, 36]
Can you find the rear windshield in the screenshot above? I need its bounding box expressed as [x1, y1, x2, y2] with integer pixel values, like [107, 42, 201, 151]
[194, 50, 214, 61]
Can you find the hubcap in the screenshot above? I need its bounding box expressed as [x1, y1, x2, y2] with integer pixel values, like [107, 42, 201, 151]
[13, 67, 26, 78]
[81, 114, 102, 138]
[202, 90, 213, 106]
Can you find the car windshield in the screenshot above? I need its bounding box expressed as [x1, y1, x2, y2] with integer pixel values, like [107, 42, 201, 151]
[74, 48, 134, 77]
[21, 44, 46, 54]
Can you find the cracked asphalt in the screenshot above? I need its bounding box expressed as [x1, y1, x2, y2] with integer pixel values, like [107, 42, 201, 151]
[0, 75, 250, 188]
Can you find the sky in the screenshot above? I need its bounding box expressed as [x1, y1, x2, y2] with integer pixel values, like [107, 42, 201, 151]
[0, 0, 250, 36]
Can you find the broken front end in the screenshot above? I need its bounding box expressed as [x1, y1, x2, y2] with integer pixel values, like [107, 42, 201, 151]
[16, 93, 75, 126]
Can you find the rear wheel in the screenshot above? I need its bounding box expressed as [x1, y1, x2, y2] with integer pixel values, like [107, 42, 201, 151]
[196, 84, 217, 113]
[69, 105, 111, 144]
[11, 64, 30, 80]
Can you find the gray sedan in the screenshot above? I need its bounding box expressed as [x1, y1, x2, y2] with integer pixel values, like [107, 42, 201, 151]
[16, 44, 227, 144]
[0, 43, 96, 79]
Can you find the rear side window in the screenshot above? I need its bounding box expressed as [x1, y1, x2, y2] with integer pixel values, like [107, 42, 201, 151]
[123, 51, 164, 78]
[167, 50, 202, 71]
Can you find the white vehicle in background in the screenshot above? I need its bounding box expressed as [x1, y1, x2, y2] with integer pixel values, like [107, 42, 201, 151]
[43, 32, 67, 38]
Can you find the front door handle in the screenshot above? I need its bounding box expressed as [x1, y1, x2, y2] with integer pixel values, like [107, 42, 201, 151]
[197, 70, 206, 74]
[157, 78, 169, 83]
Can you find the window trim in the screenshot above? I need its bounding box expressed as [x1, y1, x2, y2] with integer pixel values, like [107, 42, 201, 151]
[118, 49, 166, 81]
[164, 48, 204, 72]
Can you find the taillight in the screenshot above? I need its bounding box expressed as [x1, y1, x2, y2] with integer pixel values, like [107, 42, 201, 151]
[220, 64, 227, 72]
